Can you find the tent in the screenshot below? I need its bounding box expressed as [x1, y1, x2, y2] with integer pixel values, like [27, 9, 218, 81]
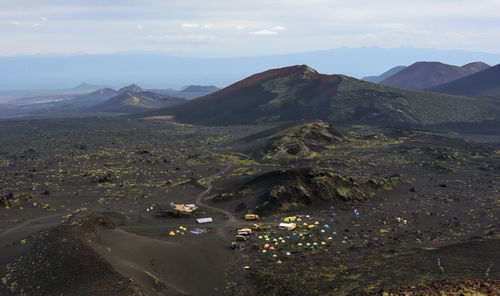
[279, 223, 297, 230]
[196, 217, 213, 223]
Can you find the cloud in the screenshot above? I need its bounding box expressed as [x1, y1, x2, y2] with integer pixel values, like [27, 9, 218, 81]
[32, 23, 40, 27]
[445, 32, 465, 39]
[249, 29, 277, 35]
[182, 23, 199, 28]
[2, 0, 500, 56]
[272, 26, 286, 31]
[137, 34, 214, 44]
[40, 17, 47, 22]
[136, 25, 144, 29]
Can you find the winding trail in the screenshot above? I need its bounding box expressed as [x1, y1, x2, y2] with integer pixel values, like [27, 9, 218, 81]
[92, 162, 246, 296]
[194, 163, 247, 239]
[0, 213, 60, 241]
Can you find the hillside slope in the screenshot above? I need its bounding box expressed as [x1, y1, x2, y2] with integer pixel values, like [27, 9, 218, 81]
[151, 85, 220, 99]
[380, 62, 490, 90]
[139, 65, 499, 126]
[236, 120, 344, 160]
[0, 215, 144, 296]
[88, 91, 186, 113]
[426, 64, 500, 97]
[211, 167, 400, 215]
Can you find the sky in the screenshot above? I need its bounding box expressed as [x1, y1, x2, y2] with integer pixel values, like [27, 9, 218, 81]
[1, 0, 500, 57]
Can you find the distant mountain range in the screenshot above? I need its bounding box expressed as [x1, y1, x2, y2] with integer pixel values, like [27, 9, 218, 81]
[379, 62, 490, 90]
[71, 83, 110, 92]
[0, 83, 219, 118]
[139, 65, 500, 127]
[426, 64, 500, 97]
[72, 88, 119, 103]
[2, 47, 500, 91]
[362, 66, 406, 83]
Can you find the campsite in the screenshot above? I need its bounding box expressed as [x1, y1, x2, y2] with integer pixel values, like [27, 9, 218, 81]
[1, 116, 497, 295]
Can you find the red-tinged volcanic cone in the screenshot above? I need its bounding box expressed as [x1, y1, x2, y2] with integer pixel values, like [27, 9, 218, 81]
[136, 64, 499, 127]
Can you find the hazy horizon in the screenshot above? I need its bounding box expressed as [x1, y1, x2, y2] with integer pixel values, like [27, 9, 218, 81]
[1, 46, 499, 92]
[1, 1, 500, 92]
[2, 45, 500, 59]
[2, 0, 500, 57]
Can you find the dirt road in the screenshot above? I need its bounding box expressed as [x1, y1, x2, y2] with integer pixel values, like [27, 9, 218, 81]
[194, 163, 247, 239]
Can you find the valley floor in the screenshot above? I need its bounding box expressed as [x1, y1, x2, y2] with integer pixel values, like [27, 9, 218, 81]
[0, 117, 498, 295]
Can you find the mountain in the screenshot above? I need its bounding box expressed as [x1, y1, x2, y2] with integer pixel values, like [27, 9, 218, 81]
[138, 65, 500, 127]
[118, 84, 145, 93]
[72, 88, 119, 103]
[426, 64, 500, 97]
[380, 62, 490, 90]
[70, 83, 109, 92]
[88, 91, 187, 113]
[362, 66, 406, 83]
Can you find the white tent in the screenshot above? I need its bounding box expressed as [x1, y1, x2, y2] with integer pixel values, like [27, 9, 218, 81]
[279, 223, 296, 230]
[196, 217, 213, 224]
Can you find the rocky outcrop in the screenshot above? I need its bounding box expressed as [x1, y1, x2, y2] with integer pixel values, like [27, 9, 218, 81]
[214, 167, 401, 215]
[263, 121, 343, 160]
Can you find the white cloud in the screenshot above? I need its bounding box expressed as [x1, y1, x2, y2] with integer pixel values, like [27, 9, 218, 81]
[182, 23, 199, 28]
[40, 17, 47, 22]
[445, 32, 465, 39]
[137, 34, 214, 43]
[1, 0, 500, 56]
[249, 29, 277, 35]
[33, 23, 40, 27]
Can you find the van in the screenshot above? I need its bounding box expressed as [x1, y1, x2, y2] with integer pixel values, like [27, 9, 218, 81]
[245, 214, 260, 220]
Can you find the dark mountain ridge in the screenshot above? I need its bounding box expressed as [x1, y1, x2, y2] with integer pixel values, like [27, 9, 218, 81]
[426, 64, 500, 97]
[139, 65, 500, 127]
[380, 61, 490, 90]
